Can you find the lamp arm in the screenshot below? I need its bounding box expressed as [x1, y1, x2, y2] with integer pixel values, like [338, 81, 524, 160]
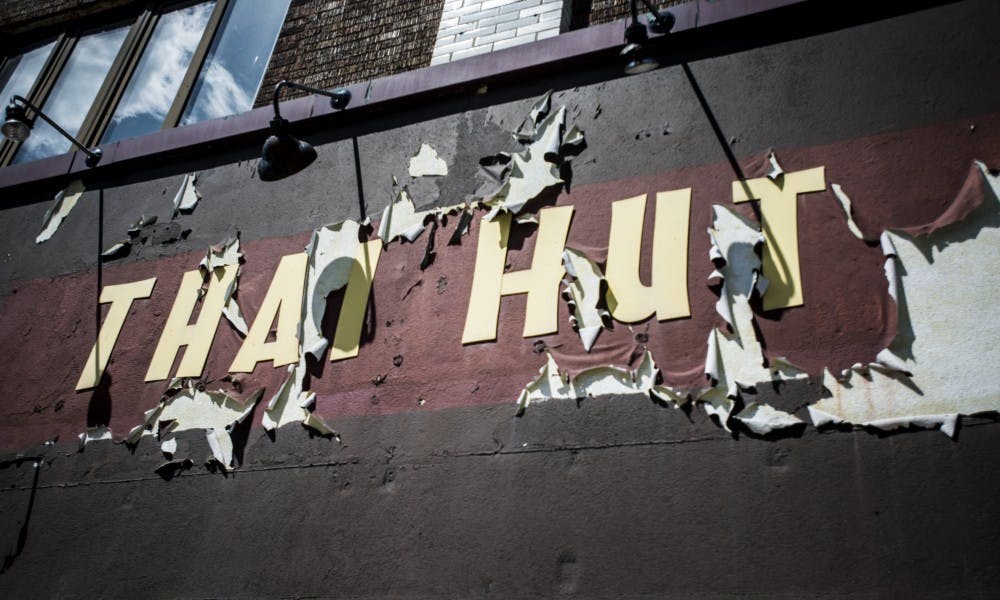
[11, 95, 101, 164]
[270, 80, 351, 119]
[630, 0, 669, 24]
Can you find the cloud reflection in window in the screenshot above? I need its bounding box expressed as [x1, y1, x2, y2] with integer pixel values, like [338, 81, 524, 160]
[181, 0, 291, 126]
[102, 2, 215, 144]
[0, 41, 57, 107]
[12, 28, 128, 164]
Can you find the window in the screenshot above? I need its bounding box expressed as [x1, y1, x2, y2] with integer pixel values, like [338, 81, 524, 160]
[12, 27, 130, 164]
[0, 0, 291, 167]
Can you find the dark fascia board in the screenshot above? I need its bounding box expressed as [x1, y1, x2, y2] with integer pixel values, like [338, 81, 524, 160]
[0, 0, 805, 192]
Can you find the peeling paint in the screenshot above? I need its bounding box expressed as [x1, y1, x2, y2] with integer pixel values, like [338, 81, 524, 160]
[735, 402, 804, 435]
[516, 351, 682, 415]
[172, 172, 202, 215]
[36, 179, 84, 244]
[561, 248, 609, 352]
[378, 187, 434, 244]
[811, 162, 1000, 436]
[831, 183, 866, 240]
[77, 425, 111, 451]
[262, 358, 333, 436]
[199, 233, 248, 336]
[129, 380, 264, 470]
[100, 240, 130, 259]
[765, 151, 784, 182]
[408, 143, 448, 177]
[301, 219, 363, 360]
[481, 92, 584, 221]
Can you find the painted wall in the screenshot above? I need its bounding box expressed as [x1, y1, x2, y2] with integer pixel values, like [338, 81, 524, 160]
[1, 1, 999, 597]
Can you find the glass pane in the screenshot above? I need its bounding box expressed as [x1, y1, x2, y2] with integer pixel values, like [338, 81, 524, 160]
[102, 1, 215, 144]
[0, 41, 58, 104]
[180, 0, 291, 125]
[12, 27, 128, 165]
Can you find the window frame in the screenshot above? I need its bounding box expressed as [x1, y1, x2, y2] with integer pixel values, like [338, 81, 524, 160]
[0, 0, 234, 168]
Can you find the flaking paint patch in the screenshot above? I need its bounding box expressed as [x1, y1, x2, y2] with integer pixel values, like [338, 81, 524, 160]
[561, 248, 610, 352]
[810, 161, 1000, 436]
[36, 179, 84, 244]
[735, 402, 804, 435]
[301, 220, 362, 360]
[148, 381, 262, 469]
[261, 358, 313, 431]
[516, 351, 683, 415]
[699, 206, 773, 430]
[831, 183, 866, 240]
[261, 358, 334, 437]
[408, 143, 448, 177]
[514, 202, 807, 435]
[378, 187, 435, 244]
[481, 92, 584, 221]
[766, 151, 784, 182]
[77, 425, 111, 451]
[160, 437, 177, 457]
[199, 234, 248, 336]
[172, 172, 202, 215]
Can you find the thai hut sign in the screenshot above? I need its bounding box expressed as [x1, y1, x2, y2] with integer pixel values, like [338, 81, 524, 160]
[3, 93, 999, 466]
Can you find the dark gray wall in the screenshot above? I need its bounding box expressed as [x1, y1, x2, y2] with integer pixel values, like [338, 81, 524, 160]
[2, 1, 1000, 598]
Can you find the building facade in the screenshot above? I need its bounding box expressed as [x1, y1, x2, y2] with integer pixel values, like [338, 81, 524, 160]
[1, 1, 999, 597]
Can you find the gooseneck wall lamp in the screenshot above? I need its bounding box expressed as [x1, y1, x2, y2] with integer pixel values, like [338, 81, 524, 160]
[257, 80, 352, 181]
[3, 95, 103, 166]
[622, 0, 675, 75]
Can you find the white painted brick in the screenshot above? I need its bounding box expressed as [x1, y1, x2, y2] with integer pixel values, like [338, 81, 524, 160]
[493, 32, 536, 50]
[536, 28, 559, 40]
[443, 0, 462, 10]
[498, 0, 541, 16]
[476, 10, 521, 28]
[430, 54, 451, 66]
[474, 28, 517, 46]
[497, 15, 536, 32]
[433, 37, 474, 55]
[438, 22, 476, 38]
[451, 44, 494, 61]
[520, 3, 560, 18]
[515, 20, 559, 36]
[435, 34, 456, 46]
[538, 7, 562, 22]
[439, 16, 459, 29]
[459, 7, 498, 23]
[444, 3, 488, 19]
[462, 0, 482, 5]
[456, 25, 496, 41]
[480, 0, 514, 10]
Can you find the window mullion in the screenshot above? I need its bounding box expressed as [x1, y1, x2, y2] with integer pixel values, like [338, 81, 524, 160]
[162, 0, 230, 130]
[78, 10, 160, 148]
[0, 34, 74, 167]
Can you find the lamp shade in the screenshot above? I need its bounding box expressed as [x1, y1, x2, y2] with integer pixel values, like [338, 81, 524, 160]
[2, 103, 31, 142]
[257, 126, 317, 182]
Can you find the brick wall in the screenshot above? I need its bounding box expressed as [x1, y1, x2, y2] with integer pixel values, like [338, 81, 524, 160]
[0, 0, 135, 38]
[431, 0, 571, 64]
[254, 0, 445, 106]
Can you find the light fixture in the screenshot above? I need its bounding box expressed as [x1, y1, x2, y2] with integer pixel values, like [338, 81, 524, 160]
[3, 95, 103, 166]
[622, 0, 675, 75]
[257, 80, 351, 181]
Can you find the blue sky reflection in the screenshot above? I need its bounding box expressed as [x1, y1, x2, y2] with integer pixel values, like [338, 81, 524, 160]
[181, 0, 291, 125]
[102, 2, 214, 144]
[12, 28, 127, 164]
